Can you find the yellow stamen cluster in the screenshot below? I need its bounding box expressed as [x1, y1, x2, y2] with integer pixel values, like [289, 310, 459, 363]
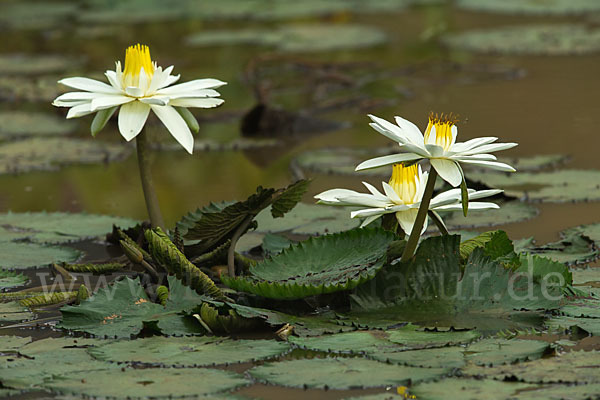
[389, 163, 418, 204]
[424, 112, 458, 151]
[123, 44, 154, 82]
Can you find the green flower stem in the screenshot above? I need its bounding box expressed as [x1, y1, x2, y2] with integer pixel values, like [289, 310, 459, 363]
[400, 167, 438, 263]
[227, 215, 254, 278]
[136, 130, 165, 230]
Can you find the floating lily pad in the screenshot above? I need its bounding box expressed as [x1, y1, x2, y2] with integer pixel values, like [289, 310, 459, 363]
[0, 75, 62, 102]
[294, 147, 394, 178]
[289, 331, 397, 354]
[386, 327, 481, 349]
[255, 203, 361, 235]
[498, 154, 570, 172]
[443, 201, 539, 229]
[222, 228, 396, 300]
[464, 338, 550, 366]
[0, 301, 34, 321]
[469, 169, 600, 202]
[411, 378, 535, 400]
[0, 212, 138, 244]
[560, 298, 600, 318]
[546, 315, 600, 335]
[464, 350, 600, 384]
[187, 24, 387, 52]
[60, 276, 205, 338]
[521, 383, 600, 400]
[250, 357, 449, 390]
[0, 54, 83, 76]
[44, 367, 249, 399]
[0, 111, 75, 139]
[79, 0, 189, 24]
[563, 223, 600, 245]
[0, 241, 81, 270]
[0, 337, 112, 389]
[89, 336, 290, 366]
[520, 229, 599, 266]
[0, 269, 28, 289]
[571, 267, 600, 285]
[456, 0, 600, 16]
[0, 2, 78, 30]
[0, 335, 31, 352]
[444, 24, 600, 56]
[0, 137, 132, 175]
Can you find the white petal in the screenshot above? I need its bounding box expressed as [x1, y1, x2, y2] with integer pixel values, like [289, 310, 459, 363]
[459, 159, 516, 172]
[394, 115, 425, 144]
[452, 154, 497, 162]
[382, 182, 403, 204]
[105, 70, 123, 91]
[341, 194, 390, 208]
[430, 188, 462, 207]
[435, 202, 499, 211]
[169, 98, 224, 108]
[430, 158, 462, 187]
[66, 102, 94, 119]
[351, 208, 388, 218]
[125, 86, 144, 97]
[451, 137, 498, 153]
[395, 209, 422, 236]
[362, 182, 387, 200]
[468, 189, 503, 200]
[150, 104, 194, 154]
[59, 77, 121, 94]
[90, 95, 133, 112]
[425, 125, 437, 145]
[360, 215, 382, 228]
[168, 89, 221, 99]
[140, 96, 170, 106]
[157, 78, 227, 95]
[314, 188, 362, 205]
[460, 142, 518, 156]
[53, 92, 104, 103]
[355, 153, 422, 171]
[368, 115, 408, 144]
[425, 144, 445, 158]
[450, 125, 458, 147]
[118, 101, 151, 141]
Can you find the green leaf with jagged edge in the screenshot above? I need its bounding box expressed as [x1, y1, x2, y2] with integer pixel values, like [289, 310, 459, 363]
[270, 179, 310, 218]
[464, 338, 550, 366]
[221, 228, 396, 300]
[459, 230, 515, 261]
[0, 137, 132, 175]
[249, 357, 449, 390]
[456, 0, 600, 16]
[410, 378, 535, 400]
[0, 212, 139, 244]
[351, 235, 562, 333]
[0, 269, 28, 289]
[0, 111, 76, 139]
[515, 253, 573, 286]
[0, 301, 34, 322]
[176, 201, 234, 238]
[181, 180, 309, 255]
[443, 201, 539, 229]
[463, 350, 600, 384]
[89, 336, 290, 367]
[262, 233, 293, 255]
[0, 241, 81, 270]
[228, 303, 356, 336]
[546, 315, 600, 335]
[255, 203, 361, 235]
[469, 169, 600, 202]
[518, 228, 598, 266]
[43, 367, 249, 399]
[59, 276, 207, 338]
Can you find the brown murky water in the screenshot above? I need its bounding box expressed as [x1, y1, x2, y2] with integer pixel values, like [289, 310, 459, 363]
[1, 2, 600, 399]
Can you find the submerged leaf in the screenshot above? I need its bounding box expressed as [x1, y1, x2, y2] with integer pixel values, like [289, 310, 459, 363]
[222, 228, 396, 299]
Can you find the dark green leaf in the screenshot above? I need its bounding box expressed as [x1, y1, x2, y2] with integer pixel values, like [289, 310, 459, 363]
[270, 179, 310, 218]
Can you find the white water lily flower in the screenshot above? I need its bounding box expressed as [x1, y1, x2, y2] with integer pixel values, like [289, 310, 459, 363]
[356, 113, 517, 187]
[315, 163, 501, 235]
[52, 44, 226, 154]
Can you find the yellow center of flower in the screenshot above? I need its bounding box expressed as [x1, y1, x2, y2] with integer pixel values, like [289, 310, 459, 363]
[123, 44, 154, 86]
[424, 112, 458, 151]
[389, 163, 419, 204]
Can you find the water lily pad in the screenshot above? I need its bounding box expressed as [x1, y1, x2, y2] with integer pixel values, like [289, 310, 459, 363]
[0, 137, 132, 175]
[469, 169, 600, 202]
[0, 269, 28, 289]
[187, 24, 387, 52]
[572, 267, 600, 285]
[289, 331, 398, 354]
[44, 367, 249, 399]
[498, 154, 570, 172]
[546, 315, 600, 335]
[0, 111, 75, 139]
[386, 327, 481, 348]
[294, 147, 394, 178]
[520, 229, 599, 266]
[0, 241, 81, 270]
[0, 2, 78, 30]
[411, 378, 535, 400]
[0, 212, 138, 244]
[89, 336, 290, 366]
[255, 203, 361, 235]
[0, 301, 34, 321]
[464, 338, 550, 366]
[250, 357, 449, 389]
[222, 228, 396, 300]
[60, 276, 205, 338]
[0, 54, 82, 76]
[563, 223, 600, 245]
[373, 346, 466, 368]
[521, 383, 600, 400]
[560, 298, 600, 318]
[444, 24, 600, 56]
[0, 75, 62, 102]
[443, 201, 539, 229]
[456, 0, 600, 16]
[464, 350, 600, 384]
[0, 335, 31, 352]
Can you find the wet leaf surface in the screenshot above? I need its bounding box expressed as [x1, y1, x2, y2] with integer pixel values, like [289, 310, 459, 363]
[0, 137, 132, 175]
[0, 241, 81, 270]
[444, 24, 600, 56]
